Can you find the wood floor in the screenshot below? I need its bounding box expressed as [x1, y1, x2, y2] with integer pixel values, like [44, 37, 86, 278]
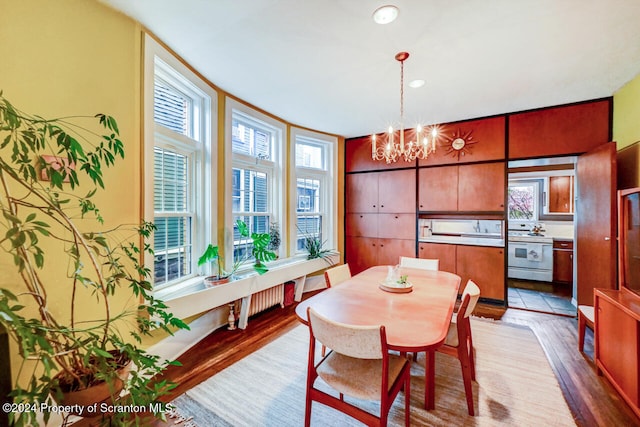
[79, 292, 640, 426]
[151, 294, 640, 427]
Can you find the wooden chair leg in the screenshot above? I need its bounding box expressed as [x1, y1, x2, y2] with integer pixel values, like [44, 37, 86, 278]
[458, 347, 475, 416]
[578, 310, 586, 352]
[404, 372, 411, 426]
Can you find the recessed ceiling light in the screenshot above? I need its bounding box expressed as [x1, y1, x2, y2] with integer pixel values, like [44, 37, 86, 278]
[409, 79, 425, 88]
[372, 5, 399, 24]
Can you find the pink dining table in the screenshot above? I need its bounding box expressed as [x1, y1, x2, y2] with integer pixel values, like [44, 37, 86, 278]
[295, 265, 461, 410]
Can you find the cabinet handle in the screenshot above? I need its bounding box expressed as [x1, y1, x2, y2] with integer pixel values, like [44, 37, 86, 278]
[604, 237, 611, 241]
[381, 204, 384, 208]
[360, 215, 363, 218]
[419, 204, 423, 208]
[395, 215, 398, 219]
[373, 204, 376, 208]
[380, 244, 384, 247]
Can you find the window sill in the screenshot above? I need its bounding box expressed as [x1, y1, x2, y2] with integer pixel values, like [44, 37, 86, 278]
[156, 253, 339, 320]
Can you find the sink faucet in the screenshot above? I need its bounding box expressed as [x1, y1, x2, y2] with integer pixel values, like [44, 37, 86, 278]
[474, 220, 480, 233]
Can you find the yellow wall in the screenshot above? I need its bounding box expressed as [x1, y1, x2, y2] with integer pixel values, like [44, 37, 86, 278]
[614, 73, 640, 149]
[0, 0, 142, 380]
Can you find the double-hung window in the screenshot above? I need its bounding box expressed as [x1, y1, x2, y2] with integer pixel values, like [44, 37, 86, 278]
[227, 98, 284, 265]
[145, 35, 216, 293]
[292, 128, 337, 253]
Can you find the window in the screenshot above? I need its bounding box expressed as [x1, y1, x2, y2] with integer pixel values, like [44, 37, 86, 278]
[144, 35, 216, 292]
[226, 99, 284, 265]
[508, 180, 540, 221]
[292, 128, 337, 253]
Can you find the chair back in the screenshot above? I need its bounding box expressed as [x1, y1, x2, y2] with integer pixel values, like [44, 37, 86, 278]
[324, 263, 352, 288]
[307, 307, 384, 359]
[399, 256, 439, 271]
[458, 280, 481, 320]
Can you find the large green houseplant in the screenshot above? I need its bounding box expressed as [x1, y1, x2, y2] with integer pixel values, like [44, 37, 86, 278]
[0, 94, 188, 426]
[197, 219, 277, 285]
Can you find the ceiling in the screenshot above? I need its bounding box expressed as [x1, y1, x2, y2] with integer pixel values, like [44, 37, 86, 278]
[100, 0, 640, 138]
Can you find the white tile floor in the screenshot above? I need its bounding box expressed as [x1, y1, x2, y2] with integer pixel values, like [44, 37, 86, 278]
[508, 282, 576, 316]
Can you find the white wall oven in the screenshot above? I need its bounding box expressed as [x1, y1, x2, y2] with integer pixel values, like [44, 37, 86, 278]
[507, 235, 553, 282]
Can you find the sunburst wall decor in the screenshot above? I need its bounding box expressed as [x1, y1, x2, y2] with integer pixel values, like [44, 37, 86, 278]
[442, 128, 479, 159]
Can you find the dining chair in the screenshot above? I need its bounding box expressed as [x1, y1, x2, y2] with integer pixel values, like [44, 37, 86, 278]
[324, 263, 352, 288]
[304, 307, 411, 427]
[577, 305, 594, 353]
[399, 256, 439, 271]
[435, 280, 480, 416]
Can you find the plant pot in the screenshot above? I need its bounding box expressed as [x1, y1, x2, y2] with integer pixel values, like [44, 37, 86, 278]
[51, 354, 132, 416]
[204, 276, 231, 287]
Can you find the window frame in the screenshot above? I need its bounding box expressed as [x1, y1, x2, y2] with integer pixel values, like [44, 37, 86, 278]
[144, 34, 217, 296]
[225, 97, 285, 269]
[291, 127, 338, 255]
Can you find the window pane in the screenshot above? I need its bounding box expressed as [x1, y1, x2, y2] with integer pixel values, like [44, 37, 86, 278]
[153, 216, 193, 285]
[154, 148, 188, 212]
[232, 168, 268, 213]
[154, 78, 192, 136]
[232, 118, 272, 160]
[296, 141, 324, 169]
[297, 215, 322, 251]
[508, 184, 536, 220]
[233, 215, 270, 263]
[297, 178, 320, 213]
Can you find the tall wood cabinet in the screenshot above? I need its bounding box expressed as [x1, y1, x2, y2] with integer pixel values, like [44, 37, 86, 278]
[345, 169, 416, 275]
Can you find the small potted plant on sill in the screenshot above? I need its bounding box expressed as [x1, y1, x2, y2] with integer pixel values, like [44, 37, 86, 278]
[0, 94, 188, 426]
[298, 226, 336, 264]
[198, 220, 277, 286]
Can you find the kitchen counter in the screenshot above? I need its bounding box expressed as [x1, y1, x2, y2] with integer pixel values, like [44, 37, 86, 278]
[419, 235, 505, 247]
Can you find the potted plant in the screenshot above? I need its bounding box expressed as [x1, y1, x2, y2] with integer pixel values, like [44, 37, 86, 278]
[268, 221, 281, 254]
[197, 219, 277, 286]
[298, 227, 336, 264]
[0, 94, 188, 426]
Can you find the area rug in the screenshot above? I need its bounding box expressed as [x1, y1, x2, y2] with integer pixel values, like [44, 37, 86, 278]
[171, 318, 576, 426]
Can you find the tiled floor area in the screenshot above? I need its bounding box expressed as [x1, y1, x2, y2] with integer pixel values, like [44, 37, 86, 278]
[508, 279, 576, 316]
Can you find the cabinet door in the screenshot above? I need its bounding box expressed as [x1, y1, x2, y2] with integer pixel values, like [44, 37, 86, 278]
[548, 176, 574, 213]
[377, 238, 416, 267]
[418, 242, 457, 273]
[378, 169, 416, 213]
[345, 236, 379, 275]
[596, 296, 639, 405]
[345, 213, 378, 237]
[458, 162, 505, 212]
[377, 214, 416, 240]
[456, 245, 505, 301]
[346, 173, 378, 213]
[418, 165, 458, 211]
[346, 136, 383, 172]
[553, 246, 573, 284]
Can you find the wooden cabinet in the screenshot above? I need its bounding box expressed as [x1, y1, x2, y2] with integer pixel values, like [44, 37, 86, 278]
[419, 242, 457, 274]
[553, 239, 573, 284]
[508, 99, 611, 159]
[346, 136, 415, 172]
[346, 169, 415, 213]
[595, 289, 640, 419]
[418, 116, 506, 167]
[456, 245, 505, 301]
[346, 236, 415, 275]
[548, 176, 574, 214]
[418, 162, 505, 212]
[418, 242, 505, 302]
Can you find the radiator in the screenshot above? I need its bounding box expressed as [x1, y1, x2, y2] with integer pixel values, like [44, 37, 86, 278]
[247, 284, 284, 317]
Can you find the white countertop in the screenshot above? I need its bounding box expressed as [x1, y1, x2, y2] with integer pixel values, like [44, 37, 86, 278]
[419, 235, 505, 247]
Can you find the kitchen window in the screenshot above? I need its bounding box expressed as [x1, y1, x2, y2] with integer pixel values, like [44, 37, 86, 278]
[144, 35, 217, 292]
[292, 128, 337, 253]
[508, 180, 541, 221]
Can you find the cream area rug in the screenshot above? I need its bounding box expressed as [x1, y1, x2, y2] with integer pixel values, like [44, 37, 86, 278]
[171, 318, 576, 426]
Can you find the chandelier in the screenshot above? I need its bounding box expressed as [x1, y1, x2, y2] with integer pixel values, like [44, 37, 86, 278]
[371, 52, 438, 163]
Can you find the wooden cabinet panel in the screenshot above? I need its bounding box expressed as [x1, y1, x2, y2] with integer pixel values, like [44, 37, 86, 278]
[419, 116, 506, 167]
[553, 240, 573, 284]
[378, 214, 415, 240]
[377, 238, 416, 267]
[419, 242, 457, 274]
[456, 245, 505, 301]
[418, 165, 458, 211]
[345, 136, 383, 172]
[345, 236, 379, 275]
[458, 162, 505, 211]
[548, 176, 574, 213]
[596, 292, 639, 407]
[509, 99, 611, 159]
[346, 173, 378, 213]
[346, 213, 377, 237]
[378, 169, 416, 213]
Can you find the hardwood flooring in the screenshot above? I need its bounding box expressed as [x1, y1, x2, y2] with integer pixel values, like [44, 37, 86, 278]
[80, 293, 640, 426]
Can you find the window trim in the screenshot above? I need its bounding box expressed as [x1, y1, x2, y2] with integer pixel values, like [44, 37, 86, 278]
[290, 127, 338, 255]
[225, 97, 285, 269]
[144, 34, 217, 295]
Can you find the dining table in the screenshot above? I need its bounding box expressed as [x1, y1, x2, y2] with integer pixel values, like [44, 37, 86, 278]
[295, 265, 461, 410]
